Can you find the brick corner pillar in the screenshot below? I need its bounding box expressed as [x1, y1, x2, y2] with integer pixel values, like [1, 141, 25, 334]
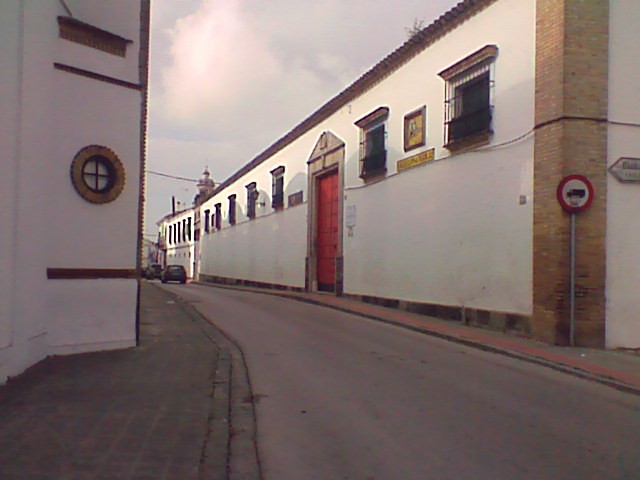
[533, 0, 609, 347]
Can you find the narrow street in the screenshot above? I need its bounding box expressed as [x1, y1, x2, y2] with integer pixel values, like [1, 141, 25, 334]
[162, 283, 640, 480]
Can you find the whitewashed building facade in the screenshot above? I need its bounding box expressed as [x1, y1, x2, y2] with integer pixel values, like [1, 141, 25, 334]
[161, 0, 640, 349]
[158, 208, 197, 279]
[0, 0, 150, 384]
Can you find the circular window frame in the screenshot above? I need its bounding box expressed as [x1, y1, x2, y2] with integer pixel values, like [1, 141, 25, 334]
[70, 145, 125, 204]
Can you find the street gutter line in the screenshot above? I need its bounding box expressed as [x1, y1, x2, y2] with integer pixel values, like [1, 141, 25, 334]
[193, 281, 640, 397]
[156, 284, 264, 480]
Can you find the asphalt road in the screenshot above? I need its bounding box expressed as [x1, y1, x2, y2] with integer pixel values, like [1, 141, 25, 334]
[161, 283, 640, 480]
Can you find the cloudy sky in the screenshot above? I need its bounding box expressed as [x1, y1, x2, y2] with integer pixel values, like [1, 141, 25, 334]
[145, 0, 460, 236]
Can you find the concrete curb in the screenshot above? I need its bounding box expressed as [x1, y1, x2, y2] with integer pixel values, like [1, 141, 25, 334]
[193, 281, 640, 397]
[154, 285, 264, 479]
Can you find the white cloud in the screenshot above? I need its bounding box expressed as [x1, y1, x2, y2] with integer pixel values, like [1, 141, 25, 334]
[146, 0, 459, 233]
[161, 0, 282, 121]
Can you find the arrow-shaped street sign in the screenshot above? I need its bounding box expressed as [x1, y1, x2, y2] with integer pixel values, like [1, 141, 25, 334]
[609, 157, 640, 183]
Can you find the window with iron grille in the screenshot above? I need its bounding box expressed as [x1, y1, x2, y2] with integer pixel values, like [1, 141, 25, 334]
[439, 45, 497, 150]
[246, 182, 257, 219]
[214, 203, 221, 230]
[228, 195, 236, 225]
[355, 107, 389, 179]
[271, 166, 285, 209]
[204, 209, 210, 233]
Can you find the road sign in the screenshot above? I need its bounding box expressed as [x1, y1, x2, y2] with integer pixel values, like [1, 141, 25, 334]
[557, 175, 594, 213]
[609, 157, 640, 183]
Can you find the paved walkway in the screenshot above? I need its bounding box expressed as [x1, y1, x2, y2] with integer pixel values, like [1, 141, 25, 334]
[1, 281, 638, 479]
[195, 281, 640, 395]
[0, 283, 251, 480]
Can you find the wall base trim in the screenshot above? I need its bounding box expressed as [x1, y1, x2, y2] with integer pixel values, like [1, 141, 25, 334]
[342, 294, 532, 335]
[198, 273, 531, 336]
[198, 274, 306, 293]
[48, 338, 135, 356]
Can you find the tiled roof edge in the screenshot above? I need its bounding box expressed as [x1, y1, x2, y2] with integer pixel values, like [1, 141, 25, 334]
[156, 208, 193, 225]
[204, 0, 497, 202]
[58, 16, 133, 44]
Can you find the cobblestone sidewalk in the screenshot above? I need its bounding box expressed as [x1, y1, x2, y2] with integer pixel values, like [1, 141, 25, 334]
[0, 283, 237, 480]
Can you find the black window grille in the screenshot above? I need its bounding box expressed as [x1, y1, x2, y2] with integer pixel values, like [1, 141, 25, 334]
[271, 167, 285, 209]
[246, 183, 257, 219]
[444, 64, 493, 146]
[214, 203, 221, 230]
[228, 195, 236, 225]
[204, 209, 210, 233]
[360, 123, 387, 178]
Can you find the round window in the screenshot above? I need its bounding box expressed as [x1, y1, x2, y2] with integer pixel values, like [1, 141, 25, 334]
[82, 155, 114, 193]
[70, 145, 125, 204]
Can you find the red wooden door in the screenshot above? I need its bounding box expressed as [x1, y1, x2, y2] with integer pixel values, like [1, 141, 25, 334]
[316, 172, 339, 292]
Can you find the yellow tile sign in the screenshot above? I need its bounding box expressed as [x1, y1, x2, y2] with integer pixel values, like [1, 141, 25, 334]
[397, 148, 435, 172]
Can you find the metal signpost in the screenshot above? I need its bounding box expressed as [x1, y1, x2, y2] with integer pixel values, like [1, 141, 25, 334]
[556, 175, 594, 347]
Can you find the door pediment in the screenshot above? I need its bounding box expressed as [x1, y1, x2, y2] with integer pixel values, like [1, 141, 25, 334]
[308, 131, 345, 164]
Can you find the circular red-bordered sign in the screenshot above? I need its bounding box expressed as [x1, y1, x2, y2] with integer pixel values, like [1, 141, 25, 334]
[557, 175, 594, 213]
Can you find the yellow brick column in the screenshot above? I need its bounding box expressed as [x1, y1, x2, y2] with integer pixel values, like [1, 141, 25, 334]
[533, 0, 609, 347]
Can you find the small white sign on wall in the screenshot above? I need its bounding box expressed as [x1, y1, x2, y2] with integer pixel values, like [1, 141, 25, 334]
[609, 157, 640, 183]
[346, 205, 357, 227]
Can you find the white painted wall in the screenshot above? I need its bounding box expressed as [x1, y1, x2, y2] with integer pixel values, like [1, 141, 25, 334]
[47, 280, 138, 354]
[48, 77, 141, 268]
[0, 1, 143, 384]
[0, 0, 59, 384]
[197, 0, 535, 315]
[342, 0, 534, 314]
[61, 0, 141, 82]
[605, 0, 640, 348]
[0, 0, 30, 382]
[198, 126, 317, 285]
[200, 205, 307, 287]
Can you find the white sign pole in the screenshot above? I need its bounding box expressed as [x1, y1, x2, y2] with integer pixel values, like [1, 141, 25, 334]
[569, 213, 576, 347]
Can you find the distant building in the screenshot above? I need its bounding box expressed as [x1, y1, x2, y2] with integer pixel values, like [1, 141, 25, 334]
[194, 167, 216, 206]
[142, 238, 159, 268]
[156, 168, 215, 278]
[0, 1, 150, 384]
[161, 0, 640, 349]
[157, 208, 197, 278]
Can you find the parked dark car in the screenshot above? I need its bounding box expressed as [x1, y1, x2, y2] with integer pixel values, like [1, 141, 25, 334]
[145, 263, 163, 280]
[161, 265, 187, 284]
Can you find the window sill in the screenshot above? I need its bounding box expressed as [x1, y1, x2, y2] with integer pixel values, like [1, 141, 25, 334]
[444, 129, 492, 152]
[359, 167, 387, 181]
